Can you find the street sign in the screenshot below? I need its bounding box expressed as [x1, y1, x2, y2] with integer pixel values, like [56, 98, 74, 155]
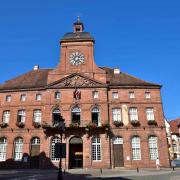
[55, 143, 66, 158]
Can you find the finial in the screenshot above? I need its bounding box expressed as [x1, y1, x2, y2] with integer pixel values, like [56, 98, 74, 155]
[77, 16, 80, 23]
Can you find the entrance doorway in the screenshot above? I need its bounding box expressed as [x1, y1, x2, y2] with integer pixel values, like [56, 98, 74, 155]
[30, 137, 40, 168]
[113, 137, 124, 167]
[69, 136, 83, 169]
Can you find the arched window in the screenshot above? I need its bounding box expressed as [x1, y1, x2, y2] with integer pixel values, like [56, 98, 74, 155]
[112, 136, 123, 144]
[51, 137, 61, 161]
[92, 136, 101, 161]
[148, 136, 158, 160]
[71, 106, 81, 125]
[131, 136, 141, 160]
[14, 137, 23, 161]
[31, 137, 40, 145]
[52, 108, 61, 125]
[33, 110, 42, 123]
[2, 111, 10, 123]
[0, 137, 7, 161]
[91, 107, 100, 126]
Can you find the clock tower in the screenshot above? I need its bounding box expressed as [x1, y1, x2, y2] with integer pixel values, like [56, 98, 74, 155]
[47, 18, 106, 84]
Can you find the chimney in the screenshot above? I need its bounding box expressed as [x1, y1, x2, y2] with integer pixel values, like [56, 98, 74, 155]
[114, 68, 120, 74]
[34, 65, 39, 71]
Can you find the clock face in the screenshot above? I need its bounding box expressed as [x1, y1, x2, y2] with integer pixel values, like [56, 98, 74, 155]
[69, 51, 85, 66]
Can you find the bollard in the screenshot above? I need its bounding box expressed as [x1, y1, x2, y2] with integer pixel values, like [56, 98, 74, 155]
[100, 168, 102, 174]
[137, 167, 139, 173]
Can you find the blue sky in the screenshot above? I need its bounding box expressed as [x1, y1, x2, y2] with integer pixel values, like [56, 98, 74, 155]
[0, 0, 179, 120]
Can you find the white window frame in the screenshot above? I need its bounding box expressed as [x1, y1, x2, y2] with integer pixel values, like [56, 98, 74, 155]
[55, 91, 61, 100]
[17, 110, 26, 123]
[91, 107, 101, 126]
[112, 108, 122, 122]
[2, 111, 10, 124]
[5, 95, 11, 102]
[0, 137, 7, 162]
[20, 94, 26, 102]
[113, 137, 123, 144]
[93, 91, 99, 99]
[31, 137, 40, 145]
[146, 108, 155, 121]
[51, 137, 61, 161]
[112, 92, 118, 99]
[145, 92, 151, 99]
[14, 137, 23, 161]
[149, 136, 158, 160]
[92, 137, 101, 161]
[132, 136, 141, 160]
[36, 94, 42, 101]
[129, 91, 135, 99]
[129, 108, 138, 121]
[33, 110, 42, 123]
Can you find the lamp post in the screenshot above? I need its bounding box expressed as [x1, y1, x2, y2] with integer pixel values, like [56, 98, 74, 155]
[56, 116, 65, 180]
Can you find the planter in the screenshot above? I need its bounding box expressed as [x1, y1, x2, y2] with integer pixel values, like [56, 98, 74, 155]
[113, 121, 123, 127]
[33, 122, 41, 128]
[101, 122, 110, 129]
[131, 120, 140, 126]
[0, 122, 8, 128]
[69, 123, 80, 128]
[148, 120, 157, 126]
[16, 122, 25, 128]
[86, 122, 97, 130]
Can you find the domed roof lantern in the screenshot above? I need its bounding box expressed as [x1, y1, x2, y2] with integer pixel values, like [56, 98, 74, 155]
[73, 16, 84, 33]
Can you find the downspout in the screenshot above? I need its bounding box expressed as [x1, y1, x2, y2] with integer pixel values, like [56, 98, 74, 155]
[107, 85, 112, 168]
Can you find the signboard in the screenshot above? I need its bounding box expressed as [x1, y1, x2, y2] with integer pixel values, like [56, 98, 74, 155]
[55, 143, 66, 158]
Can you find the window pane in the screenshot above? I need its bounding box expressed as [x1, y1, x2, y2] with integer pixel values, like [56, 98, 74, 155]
[17, 110, 26, 123]
[92, 137, 101, 161]
[129, 108, 138, 121]
[33, 110, 42, 123]
[132, 136, 141, 160]
[2, 111, 10, 123]
[51, 137, 61, 161]
[146, 108, 155, 121]
[112, 108, 121, 121]
[14, 138, 23, 161]
[149, 136, 158, 160]
[0, 138, 7, 161]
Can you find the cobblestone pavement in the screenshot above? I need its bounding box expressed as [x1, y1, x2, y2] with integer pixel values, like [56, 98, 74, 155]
[0, 168, 179, 180]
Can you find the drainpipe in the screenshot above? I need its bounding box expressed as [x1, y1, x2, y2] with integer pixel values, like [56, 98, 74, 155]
[107, 85, 112, 168]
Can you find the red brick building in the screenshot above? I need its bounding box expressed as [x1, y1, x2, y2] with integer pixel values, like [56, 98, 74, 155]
[0, 19, 169, 169]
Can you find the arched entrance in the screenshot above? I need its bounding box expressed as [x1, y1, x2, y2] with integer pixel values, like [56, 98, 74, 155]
[30, 137, 40, 168]
[69, 136, 83, 169]
[112, 136, 124, 167]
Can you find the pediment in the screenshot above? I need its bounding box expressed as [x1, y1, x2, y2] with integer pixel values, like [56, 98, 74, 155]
[48, 74, 106, 88]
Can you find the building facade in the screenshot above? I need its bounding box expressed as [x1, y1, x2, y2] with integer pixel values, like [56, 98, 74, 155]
[0, 19, 170, 169]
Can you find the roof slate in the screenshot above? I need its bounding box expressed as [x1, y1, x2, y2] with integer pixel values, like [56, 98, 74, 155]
[0, 67, 160, 91]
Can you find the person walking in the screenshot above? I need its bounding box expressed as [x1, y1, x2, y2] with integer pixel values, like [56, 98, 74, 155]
[156, 157, 160, 169]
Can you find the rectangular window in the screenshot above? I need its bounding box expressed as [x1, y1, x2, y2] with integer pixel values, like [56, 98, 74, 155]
[55, 92, 61, 100]
[92, 137, 101, 161]
[146, 108, 155, 121]
[17, 110, 26, 123]
[2, 111, 10, 123]
[112, 92, 118, 99]
[132, 137, 141, 160]
[93, 91, 99, 99]
[149, 136, 158, 160]
[112, 108, 121, 121]
[129, 108, 138, 121]
[5, 95, 11, 102]
[33, 110, 42, 123]
[20, 94, 26, 102]
[145, 92, 151, 99]
[0, 138, 7, 162]
[129, 91, 135, 99]
[36, 94, 42, 101]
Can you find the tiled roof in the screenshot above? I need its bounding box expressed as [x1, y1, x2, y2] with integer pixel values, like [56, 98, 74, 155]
[0, 67, 160, 91]
[101, 67, 161, 87]
[0, 69, 51, 91]
[170, 118, 180, 134]
[60, 32, 94, 43]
